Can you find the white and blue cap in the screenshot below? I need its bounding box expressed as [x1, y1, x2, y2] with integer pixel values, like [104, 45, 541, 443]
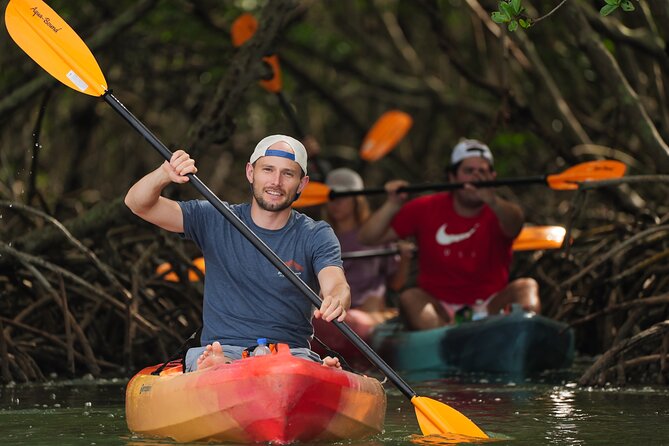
[450, 138, 494, 165]
[249, 134, 308, 174]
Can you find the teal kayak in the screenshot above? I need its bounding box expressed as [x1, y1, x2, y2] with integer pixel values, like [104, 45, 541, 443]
[368, 307, 574, 376]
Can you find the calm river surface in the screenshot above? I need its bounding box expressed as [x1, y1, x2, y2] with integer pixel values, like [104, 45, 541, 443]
[1, 371, 668, 446]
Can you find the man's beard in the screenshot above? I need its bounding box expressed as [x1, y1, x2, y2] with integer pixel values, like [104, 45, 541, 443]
[252, 183, 297, 212]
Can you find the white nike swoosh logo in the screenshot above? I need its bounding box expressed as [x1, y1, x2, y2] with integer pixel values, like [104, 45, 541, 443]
[435, 224, 478, 245]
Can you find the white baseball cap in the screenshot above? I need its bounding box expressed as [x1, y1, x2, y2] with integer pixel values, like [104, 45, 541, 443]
[450, 139, 494, 165]
[325, 168, 364, 192]
[249, 134, 308, 174]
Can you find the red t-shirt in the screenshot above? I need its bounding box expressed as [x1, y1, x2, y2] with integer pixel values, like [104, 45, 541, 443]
[391, 193, 513, 305]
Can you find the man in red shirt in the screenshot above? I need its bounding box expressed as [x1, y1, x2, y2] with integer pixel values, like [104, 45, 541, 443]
[358, 139, 540, 330]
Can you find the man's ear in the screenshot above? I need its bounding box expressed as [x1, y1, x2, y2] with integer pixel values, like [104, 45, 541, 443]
[245, 162, 254, 184]
[297, 175, 310, 193]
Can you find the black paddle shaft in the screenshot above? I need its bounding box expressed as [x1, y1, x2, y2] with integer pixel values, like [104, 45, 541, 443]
[102, 91, 417, 399]
[330, 176, 549, 199]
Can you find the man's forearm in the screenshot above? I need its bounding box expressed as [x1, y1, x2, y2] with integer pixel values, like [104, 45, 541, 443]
[489, 197, 524, 238]
[358, 201, 401, 244]
[125, 166, 171, 215]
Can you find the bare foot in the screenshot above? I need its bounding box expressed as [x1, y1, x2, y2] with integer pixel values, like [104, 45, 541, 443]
[196, 341, 231, 370]
[322, 356, 342, 369]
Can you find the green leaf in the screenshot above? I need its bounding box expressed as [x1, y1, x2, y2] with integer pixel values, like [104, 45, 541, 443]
[519, 18, 531, 29]
[491, 11, 509, 23]
[508, 20, 518, 32]
[511, 0, 521, 15]
[604, 0, 619, 5]
[600, 4, 619, 15]
[621, 0, 635, 11]
[500, 2, 515, 20]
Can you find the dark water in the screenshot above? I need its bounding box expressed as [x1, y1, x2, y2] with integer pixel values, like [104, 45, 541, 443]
[1, 373, 668, 446]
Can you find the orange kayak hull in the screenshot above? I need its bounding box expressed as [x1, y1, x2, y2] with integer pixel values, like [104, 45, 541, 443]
[125, 344, 386, 443]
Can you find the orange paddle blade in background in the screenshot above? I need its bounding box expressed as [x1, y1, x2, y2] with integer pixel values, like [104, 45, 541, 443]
[230, 12, 281, 93]
[230, 12, 257, 46]
[191, 257, 206, 279]
[259, 55, 282, 93]
[512, 226, 566, 251]
[5, 0, 107, 96]
[360, 110, 413, 162]
[292, 182, 331, 208]
[155, 257, 206, 282]
[155, 263, 179, 282]
[546, 160, 626, 190]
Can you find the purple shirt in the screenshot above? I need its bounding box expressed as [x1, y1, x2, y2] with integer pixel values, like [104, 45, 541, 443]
[337, 229, 399, 307]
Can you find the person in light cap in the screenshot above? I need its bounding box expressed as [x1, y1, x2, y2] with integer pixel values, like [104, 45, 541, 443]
[124, 135, 350, 370]
[306, 168, 413, 361]
[359, 138, 540, 330]
[322, 168, 413, 314]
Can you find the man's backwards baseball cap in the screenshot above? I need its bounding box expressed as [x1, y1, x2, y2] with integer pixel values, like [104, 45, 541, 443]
[249, 134, 308, 174]
[450, 139, 494, 165]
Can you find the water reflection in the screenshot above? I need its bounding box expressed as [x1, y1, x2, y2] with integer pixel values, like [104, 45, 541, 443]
[543, 386, 584, 445]
[1, 377, 668, 445]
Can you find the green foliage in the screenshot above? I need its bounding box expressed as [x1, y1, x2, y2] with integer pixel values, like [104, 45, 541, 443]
[491, 0, 531, 32]
[492, 0, 637, 32]
[600, 0, 636, 16]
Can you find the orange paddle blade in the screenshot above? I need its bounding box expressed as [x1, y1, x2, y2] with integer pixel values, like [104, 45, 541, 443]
[231, 12, 257, 46]
[230, 13, 282, 92]
[360, 110, 413, 162]
[260, 54, 282, 93]
[546, 160, 626, 190]
[5, 0, 107, 96]
[190, 257, 206, 280]
[412, 396, 488, 439]
[513, 225, 566, 251]
[292, 182, 331, 208]
[155, 262, 179, 282]
[156, 257, 206, 282]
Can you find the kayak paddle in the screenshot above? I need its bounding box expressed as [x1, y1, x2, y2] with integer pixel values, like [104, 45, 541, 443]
[339, 225, 567, 260]
[156, 224, 567, 281]
[5, 0, 488, 439]
[293, 159, 627, 207]
[231, 13, 300, 134]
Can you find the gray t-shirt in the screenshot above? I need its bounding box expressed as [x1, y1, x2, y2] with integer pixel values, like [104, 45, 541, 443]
[179, 200, 342, 349]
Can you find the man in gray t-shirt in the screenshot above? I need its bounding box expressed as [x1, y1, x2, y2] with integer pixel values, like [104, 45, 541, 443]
[125, 135, 350, 370]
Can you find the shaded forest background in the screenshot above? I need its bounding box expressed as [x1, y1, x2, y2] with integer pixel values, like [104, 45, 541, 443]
[1, 0, 668, 385]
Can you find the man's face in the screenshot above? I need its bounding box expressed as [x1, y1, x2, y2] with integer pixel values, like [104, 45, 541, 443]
[452, 157, 494, 181]
[246, 143, 308, 212]
[449, 157, 495, 206]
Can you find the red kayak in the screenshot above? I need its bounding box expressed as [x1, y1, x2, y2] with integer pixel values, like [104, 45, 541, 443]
[125, 343, 386, 443]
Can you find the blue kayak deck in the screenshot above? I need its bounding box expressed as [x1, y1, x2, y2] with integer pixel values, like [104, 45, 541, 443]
[369, 309, 574, 376]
